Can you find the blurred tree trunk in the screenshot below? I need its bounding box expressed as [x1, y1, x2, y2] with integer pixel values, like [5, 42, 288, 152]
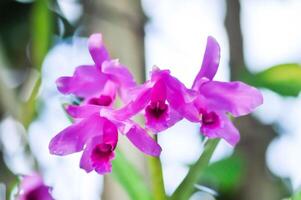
[224, 0, 287, 199]
[82, 1, 147, 200]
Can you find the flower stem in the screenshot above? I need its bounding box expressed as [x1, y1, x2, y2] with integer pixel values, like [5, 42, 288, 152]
[170, 139, 220, 200]
[148, 135, 167, 200]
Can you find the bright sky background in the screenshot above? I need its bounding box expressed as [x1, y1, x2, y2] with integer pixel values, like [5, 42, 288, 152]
[1, 0, 301, 199]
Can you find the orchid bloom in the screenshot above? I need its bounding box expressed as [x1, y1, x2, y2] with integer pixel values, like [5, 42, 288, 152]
[49, 104, 161, 174]
[17, 174, 53, 200]
[184, 36, 263, 145]
[56, 33, 136, 106]
[115, 67, 195, 133]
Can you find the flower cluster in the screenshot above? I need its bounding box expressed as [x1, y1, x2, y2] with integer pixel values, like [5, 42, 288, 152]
[49, 33, 263, 174]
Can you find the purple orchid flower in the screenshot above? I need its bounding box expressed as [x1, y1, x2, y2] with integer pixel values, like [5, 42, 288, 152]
[17, 174, 53, 200]
[114, 67, 195, 133]
[184, 36, 263, 145]
[49, 104, 161, 174]
[56, 33, 136, 106]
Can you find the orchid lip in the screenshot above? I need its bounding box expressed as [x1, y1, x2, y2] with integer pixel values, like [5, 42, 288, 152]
[24, 185, 51, 200]
[91, 143, 115, 166]
[92, 143, 113, 156]
[88, 95, 112, 106]
[199, 109, 220, 128]
[145, 100, 168, 119]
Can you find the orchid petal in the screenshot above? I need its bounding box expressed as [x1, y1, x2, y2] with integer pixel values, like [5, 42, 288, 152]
[150, 79, 167, 102]
[145, 107, 183, 133]
[201, 114, 240, 146]
[144, 67, 197, 131]
[49, 114, 104, 155]
[94, 151, 115, 174]
[192, 36, 220, 89]
[150, 67, 170, 81]
[199, 81, 263, 117]
[164, 73, 199, 120]
[102, 60, 136, 102]
[79, 141, 94, 173]
[150, 67, 196, 108]
[18, 174, 53, 200]
[88, 33, 110, 68]
[183, 95, 211, 122]
[125, 123, 161, 156]
[102, 60, 136, 88]
[101, 80, 118, 99]
[20, 174, 44, 194]
[80, 136, 116, 174]
[80, 119, 118, 174]
[111, 84, 152, 120]
[165, 72, 196, 108]
[66, 104, 100, 118]
[56, 65, 107, 98]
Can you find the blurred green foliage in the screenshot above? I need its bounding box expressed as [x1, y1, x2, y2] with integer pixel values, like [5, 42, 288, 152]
[0, 0, 54, 198]
[21, 0, 53, 128]
[31, 0, 53, 70]
[291, 190, 301, 200]
[112, 149, 153, 200]
[284, 190, 301, 200]
[199, 155, 245, 193]
[0, 1, 32, 69]
[244, 64, 301, 97]
[171, 139, 220, 200]
[0, 0, 75, 71]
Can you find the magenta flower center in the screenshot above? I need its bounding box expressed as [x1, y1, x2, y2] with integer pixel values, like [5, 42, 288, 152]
[25, 185, 51, 200]
[91, 143, 113, 162]
[146, 101, 168, 119]
[88, 95, 112, 106]
[200, 110, 220, 128]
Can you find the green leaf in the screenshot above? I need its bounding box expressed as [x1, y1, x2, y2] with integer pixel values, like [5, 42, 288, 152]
[243, 64, 301, 97]
[170, 139, 220, 200]
[287, 190, 301, 200]
[199, 155, 245, 192]
[112, 149, 153, 200]
[31, 0, 53, 69]
[21, 0, 53, 127]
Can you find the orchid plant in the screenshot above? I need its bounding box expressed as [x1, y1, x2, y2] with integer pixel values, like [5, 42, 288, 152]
[16, 33, 262, 200]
